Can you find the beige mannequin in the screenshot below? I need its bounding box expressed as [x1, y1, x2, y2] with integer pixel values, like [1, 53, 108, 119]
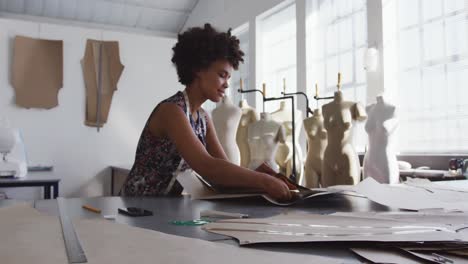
[270, 101, 304, 179]
[212, 96, 242, 165]
[363, 95, 399, 184]
[303, 109, 327, 188]
[322, 91, 367, 187]
[247, 112, 286, 172]
[236, 99, 258, 167]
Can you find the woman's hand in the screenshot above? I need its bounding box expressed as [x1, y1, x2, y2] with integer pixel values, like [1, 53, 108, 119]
[260, 174, 293, 202]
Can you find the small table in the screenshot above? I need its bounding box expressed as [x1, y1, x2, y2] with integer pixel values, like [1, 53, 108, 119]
[0, 177, 60, 199]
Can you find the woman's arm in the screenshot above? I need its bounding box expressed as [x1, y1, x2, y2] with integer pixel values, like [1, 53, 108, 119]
[152, 103, 291, 201]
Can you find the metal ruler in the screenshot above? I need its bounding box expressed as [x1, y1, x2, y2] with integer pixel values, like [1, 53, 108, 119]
[57, 198, 88, 263]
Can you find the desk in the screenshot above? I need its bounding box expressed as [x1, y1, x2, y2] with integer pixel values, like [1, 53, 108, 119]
[0, 176, 60, 199]
[13, 194, 395, 262]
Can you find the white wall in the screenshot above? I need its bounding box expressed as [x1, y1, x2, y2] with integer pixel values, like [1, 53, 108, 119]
[0, 17, 181, 199]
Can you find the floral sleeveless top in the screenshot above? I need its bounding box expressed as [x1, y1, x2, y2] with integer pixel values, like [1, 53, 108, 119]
[122, 91, 207, 196]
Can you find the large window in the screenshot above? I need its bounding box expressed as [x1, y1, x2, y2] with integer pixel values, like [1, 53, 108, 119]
[230, 24, 250, 106]
[259, 3, 297, 112]
[306, 0, 367, 102]
[306, 0, 368, 152]
[383, 0, 468, 153]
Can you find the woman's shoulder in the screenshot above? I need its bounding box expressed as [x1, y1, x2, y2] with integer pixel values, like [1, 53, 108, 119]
[162, 91, 185, 105]
[150, 91, 186, 115]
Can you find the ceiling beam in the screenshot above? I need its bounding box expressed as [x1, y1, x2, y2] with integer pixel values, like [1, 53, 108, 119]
[0, 11, 177, 38]
[101, 0, 192, 15]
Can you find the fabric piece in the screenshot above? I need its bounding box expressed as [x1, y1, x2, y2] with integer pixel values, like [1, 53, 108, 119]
[12, 35, 63, 109]
[81, 39, 124, 128]
[122, 91, 208, 196]
[0, 204, 342, 264]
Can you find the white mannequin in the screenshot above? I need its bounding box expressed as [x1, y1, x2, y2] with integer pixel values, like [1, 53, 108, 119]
[363, 95, 399, 184]
[302, 109, 327, 188]
[236, 99, 258, 167]
[247, 112, 285, 171]
[212, 96, 242, 165]
[322, 91, 367, 187]
[270, 101, 304, 179]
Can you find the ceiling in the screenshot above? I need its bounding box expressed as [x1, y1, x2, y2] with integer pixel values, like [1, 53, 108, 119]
[0, 0, 199, 36]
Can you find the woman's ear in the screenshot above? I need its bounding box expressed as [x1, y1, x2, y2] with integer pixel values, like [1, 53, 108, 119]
[192, 70, 201, 81]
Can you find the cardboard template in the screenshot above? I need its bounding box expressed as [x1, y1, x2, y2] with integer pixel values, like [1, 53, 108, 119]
[81, 39, 124, 128]
[203, 214, 463, 245]
[354, 177, 468, 212]
[11, 35, 63, 109]
[351, 248, 423, 264]
[0, 204, 342, 264]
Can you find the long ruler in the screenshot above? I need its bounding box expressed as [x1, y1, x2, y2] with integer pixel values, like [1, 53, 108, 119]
[57, 197, 88, 263]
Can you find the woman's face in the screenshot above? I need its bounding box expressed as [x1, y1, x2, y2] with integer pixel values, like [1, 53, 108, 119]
[196, 59, 233, 103]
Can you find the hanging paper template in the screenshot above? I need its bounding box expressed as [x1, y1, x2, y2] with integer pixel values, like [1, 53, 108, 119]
[81, 39, 124, 130]
[12, 35, 63, 109]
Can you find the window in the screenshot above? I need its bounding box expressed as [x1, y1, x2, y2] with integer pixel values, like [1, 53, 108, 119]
[383, 0, 468, 153]
[306, 0, 368, 152]
[306, 0, 367, 101]
[259, 3, 297, 112]
[230, 24, 250, 106]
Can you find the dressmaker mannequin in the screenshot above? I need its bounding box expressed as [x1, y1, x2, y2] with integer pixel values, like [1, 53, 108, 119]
[363, 95, 399, 184]
[236, 99, 258, 167]
[212, 96, 242, 165]
[247, 112, 285, 171]
[270, 101, 304, 179]
[322, 91, 367, 187]
[303, 109, 327, 188]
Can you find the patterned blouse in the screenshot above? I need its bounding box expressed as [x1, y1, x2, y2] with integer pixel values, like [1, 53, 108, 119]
[122, 91, 207, 196]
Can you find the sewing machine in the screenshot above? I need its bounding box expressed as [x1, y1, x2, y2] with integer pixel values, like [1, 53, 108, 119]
[0, 127, 23, 178]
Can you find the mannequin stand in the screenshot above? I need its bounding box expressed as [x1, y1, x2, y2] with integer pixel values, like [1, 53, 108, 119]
[282, 91, 313, 118]
[239, 88, 298, 183]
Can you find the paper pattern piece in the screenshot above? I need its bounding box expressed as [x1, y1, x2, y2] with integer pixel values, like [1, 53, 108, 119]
[177, 170, 339, 206]
[0, 204, 343, 264]
[203, 213, 463, 245]
[351, 248, 423, 264]
[354, 178, 468, 211]
[82, 39, 124, 129]
[12, 35, 63, 109]
[0, 204, 69, 263]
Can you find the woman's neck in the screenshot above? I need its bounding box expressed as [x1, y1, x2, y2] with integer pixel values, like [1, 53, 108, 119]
[185, 85, 205, 114]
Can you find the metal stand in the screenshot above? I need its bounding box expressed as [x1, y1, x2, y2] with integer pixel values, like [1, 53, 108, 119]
[313, 95, 334, 109]
[237, 88, 265, 112]
[282, 91, 313, 118]
[238, 88, 298, 182]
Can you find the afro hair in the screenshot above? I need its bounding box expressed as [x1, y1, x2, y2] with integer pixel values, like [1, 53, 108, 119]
[171, 23, 245, 86]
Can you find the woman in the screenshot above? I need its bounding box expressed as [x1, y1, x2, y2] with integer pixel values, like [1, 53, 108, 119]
[122, 24, 291, 201]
